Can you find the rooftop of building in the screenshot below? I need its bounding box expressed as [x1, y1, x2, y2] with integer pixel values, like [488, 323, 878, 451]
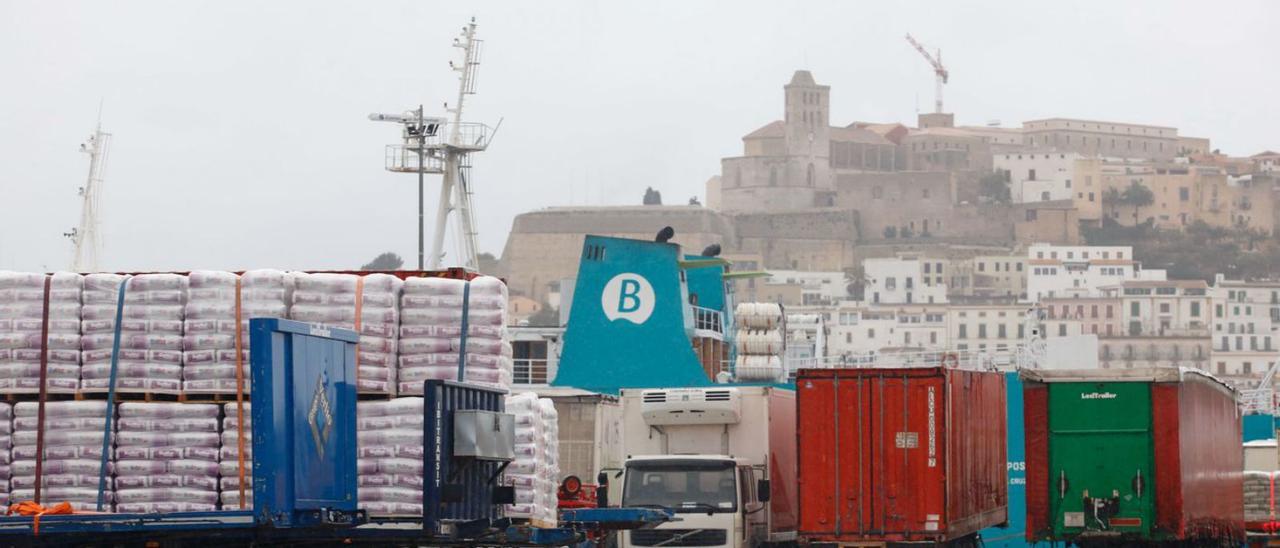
[1022, 117, 1177, 132]
[829, 125, 893, 145]
[788, 70, 817, 86]
[744, 120, 784, 139]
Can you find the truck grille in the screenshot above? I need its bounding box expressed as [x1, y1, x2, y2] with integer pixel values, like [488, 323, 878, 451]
[630, 528, 727, 546]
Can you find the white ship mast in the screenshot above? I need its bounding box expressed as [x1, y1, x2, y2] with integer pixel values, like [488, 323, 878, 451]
[370, 18, 493, 271]
[66, 112, 111, 272]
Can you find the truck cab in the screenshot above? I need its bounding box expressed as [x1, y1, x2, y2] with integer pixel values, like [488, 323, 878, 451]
[619, 455, 769, 548]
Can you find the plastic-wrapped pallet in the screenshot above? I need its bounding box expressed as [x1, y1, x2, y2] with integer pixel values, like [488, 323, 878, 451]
[114, 403, 220, 513]
[356, 397, 425, 516]
[10, 401, 114, 511]
[397, 276, 511, 394]
[82, 274, 187, 394]
[291, 273, 402, 395]
[0, 272, 83, 394]
[1245, 470, 1279, 523]
[219, 402, 253, 509]
[504, 393, 559, 525]
[0, 403, 10, 507]
[733, 302, 786, 382]
[184, 270, 290, 394]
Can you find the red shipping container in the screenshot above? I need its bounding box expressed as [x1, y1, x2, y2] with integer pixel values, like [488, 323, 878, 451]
[796, 367, 1008, 544]
[1023, 368, 1244, 544]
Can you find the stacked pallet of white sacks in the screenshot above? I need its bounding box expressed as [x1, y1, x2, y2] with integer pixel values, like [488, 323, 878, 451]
[290, 273, 402, 395]
[219, 402, 253, 509]
[397, 276, 512, 394]
[356, 398, 425, 516]
[733, 303, 786, 382]
[537, 398, 560, 524]
[183, 270, 290, 394]
[504, 393, 559, 525]
[10, 401, 114, 511]
[82, 274, 187, 394]
[114, 403, 220, 513]
[0, 403, 10, 507]
[1245, 470, 1280, 523]
[0, 272, 83, 394]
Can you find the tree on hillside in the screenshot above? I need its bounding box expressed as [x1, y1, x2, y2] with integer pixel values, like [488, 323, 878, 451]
[1102, 187, 1122, 221]
[361, 252, 404, 270]
[643, 187, 663, 205]
[1120, 181, 1154, 225]
[978, 169, 1011, 204]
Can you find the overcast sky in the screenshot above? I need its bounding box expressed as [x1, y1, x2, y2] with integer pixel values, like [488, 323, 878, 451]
[2, 1, 1277, 272]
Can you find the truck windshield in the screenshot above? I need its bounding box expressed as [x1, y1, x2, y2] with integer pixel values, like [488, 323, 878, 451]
[622, 460, 737, 513]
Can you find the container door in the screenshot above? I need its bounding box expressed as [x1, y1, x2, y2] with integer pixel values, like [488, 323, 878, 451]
[873, 373, 947, 536]
[1048, 382, 1154, 538]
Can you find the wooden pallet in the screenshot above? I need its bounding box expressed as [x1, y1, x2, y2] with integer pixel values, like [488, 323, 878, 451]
[77, 389, 181, 402]
[179, 392, 250, 404]
[1, 391, 79, 403]
[357, 391, 397, 401]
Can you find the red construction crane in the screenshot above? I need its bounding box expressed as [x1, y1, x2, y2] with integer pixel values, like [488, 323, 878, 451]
[906, 33, 949, 114]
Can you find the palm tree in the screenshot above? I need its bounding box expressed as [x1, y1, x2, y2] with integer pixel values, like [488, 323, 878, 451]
[1102, 187, 1122, 221]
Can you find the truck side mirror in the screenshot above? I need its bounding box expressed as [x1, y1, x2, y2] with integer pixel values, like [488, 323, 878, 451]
[597, 471, 610, 508]
[756, 479, 771, 503]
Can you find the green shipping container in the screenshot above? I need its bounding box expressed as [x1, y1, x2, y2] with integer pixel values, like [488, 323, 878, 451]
[1023, 368, 1243, 545]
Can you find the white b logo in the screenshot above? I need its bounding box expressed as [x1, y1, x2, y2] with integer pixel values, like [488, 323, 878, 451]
[601, 273, 655, 324]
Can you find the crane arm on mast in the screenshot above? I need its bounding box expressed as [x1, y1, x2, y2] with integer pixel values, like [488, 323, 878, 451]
[905, 33, 948, 81]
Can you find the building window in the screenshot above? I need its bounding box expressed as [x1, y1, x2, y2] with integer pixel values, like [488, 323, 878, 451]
[1190, 302, 1200, 317]
[885, 277, 896, 290]
[1244, 362, 1253, 375]
[1131, 302, 1140, 316]
[868, 328, 876, 339]
[806, 163, 815, 187]
[978, 324, 988, 339]
[958, 324, 968, 339]
[1057, 324, 1066, 336]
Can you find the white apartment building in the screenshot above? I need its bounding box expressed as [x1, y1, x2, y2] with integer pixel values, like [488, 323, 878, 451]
[864, 257, 948, 305]
[1025, 244, 1166, 302]
[1102, 280, 1210, 338]
[763, 270, 848, 306]
[947, 297, 1034, 353]
[829, 305, 901, 358]
[1210, 277, 1280, 382]
[994, 151, 1082, 203]
[827, 303, 948, 359]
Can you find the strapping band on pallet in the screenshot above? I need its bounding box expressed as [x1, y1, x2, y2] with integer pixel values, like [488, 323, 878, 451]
[355, 276, 364, 381]
[234, 276, 247, 509]
[456, 281, 472, 382]
[96, 276, 130, 512]
[32, 275, 52, 505]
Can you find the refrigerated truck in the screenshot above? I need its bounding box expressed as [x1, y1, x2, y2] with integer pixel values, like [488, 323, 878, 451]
[617, 386, 797, 548]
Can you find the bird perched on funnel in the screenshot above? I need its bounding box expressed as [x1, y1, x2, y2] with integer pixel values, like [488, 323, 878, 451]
[655, 226, 675, 243]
